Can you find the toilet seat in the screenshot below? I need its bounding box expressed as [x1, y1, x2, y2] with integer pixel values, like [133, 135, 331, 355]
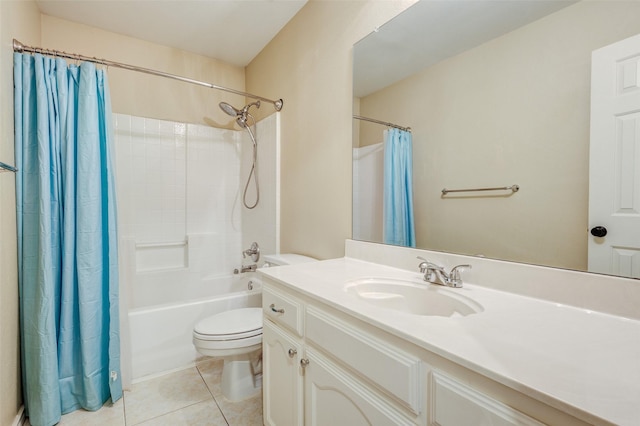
[193, 307, 263, 351]
[193, 328, 261, 341]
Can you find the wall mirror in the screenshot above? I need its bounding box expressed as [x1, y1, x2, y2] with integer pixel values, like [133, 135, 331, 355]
[352, 0, 640, 278]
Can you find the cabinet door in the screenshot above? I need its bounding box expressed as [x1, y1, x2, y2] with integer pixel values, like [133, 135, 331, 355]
[430, 372, 544, 426]
[304, 348, 415, 426]
[263, 320, 304, 426]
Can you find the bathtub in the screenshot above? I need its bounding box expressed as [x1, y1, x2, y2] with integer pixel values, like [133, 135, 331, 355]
[127, 273, 262, 381]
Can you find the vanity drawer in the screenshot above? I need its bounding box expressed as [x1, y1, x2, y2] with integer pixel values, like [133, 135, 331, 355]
[305, 305, 423, 415]
[263, 284, 304, 337]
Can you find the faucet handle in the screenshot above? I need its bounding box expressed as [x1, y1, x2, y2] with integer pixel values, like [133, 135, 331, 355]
[243, 242, 260, 262]
[450, 264, 472, 284]
[417, 256, 428, 273]
[417, 257, 447, 285]
[417, 256, 444, 272]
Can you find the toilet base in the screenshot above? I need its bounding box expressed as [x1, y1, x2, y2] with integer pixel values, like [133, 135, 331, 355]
[220, 350, 262, 402]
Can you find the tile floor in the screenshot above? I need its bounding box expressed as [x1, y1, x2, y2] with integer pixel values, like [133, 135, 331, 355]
[26, 359, 263, 426]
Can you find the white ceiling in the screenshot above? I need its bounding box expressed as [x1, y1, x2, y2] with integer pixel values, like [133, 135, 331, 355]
[35, 0, 308, 67]
[354, 0, 577, 98]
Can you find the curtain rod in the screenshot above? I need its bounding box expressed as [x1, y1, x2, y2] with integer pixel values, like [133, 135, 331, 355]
[353, 115, 411, 132]
[13, 39, 283, 112]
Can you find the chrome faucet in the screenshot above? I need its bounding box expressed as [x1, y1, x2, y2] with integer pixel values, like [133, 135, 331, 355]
[417, 256, 471, 288]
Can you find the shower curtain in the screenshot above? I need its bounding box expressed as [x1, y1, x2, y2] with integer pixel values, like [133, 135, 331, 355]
[383, 128, 415, 247]
[14, 53, 122, 426]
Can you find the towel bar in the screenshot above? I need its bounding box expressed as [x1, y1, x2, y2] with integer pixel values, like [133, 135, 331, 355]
[442, 185, 519, 195]
[0, 161, 17, 173]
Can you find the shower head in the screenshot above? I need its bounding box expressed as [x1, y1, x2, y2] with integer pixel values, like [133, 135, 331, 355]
[219, 102, 241, 117]
[219, 101, 261, 128]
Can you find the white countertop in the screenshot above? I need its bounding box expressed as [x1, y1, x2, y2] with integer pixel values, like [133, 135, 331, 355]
[260, 257, 640, 426]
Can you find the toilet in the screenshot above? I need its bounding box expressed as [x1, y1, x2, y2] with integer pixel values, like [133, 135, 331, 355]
[193, 253, 317, 401]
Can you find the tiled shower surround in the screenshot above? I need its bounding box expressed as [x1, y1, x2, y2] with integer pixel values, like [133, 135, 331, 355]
[114, 114, 242, 274]
[112, 113, 278, 384]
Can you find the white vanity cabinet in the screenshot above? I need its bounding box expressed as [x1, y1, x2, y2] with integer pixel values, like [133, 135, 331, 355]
[262, 278, 592, 426]
[262, 280, 422, 426]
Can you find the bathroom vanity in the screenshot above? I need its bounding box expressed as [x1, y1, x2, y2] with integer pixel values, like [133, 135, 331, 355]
[260, 241, 640, 426]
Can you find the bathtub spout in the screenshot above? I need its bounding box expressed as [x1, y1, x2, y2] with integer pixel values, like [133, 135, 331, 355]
[234, 264, 257, 274]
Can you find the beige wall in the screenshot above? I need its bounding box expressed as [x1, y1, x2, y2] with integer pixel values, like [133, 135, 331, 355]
[1, 2, 41, 424]
[0, 0, 417, 421]
[246, 0, 415, 260]
[357, 1, 640, 270]
[1, 9, 250, 423]
[41, 15, 246, 127]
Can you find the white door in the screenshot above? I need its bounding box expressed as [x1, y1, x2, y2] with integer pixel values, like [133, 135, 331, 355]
[589, 33, 640, 277]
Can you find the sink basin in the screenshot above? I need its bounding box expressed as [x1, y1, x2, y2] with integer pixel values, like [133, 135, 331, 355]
[344, 277, 483, 317]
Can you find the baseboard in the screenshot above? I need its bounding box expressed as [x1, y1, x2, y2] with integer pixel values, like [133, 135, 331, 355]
[12, 406, 25, 426]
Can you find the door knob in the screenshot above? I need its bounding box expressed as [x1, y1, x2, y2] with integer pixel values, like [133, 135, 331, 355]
[590, 226, 608, 237]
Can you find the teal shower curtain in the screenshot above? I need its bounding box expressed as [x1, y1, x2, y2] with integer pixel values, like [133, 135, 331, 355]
[383, 128, 416, 247]
[14, 53, 122, 426]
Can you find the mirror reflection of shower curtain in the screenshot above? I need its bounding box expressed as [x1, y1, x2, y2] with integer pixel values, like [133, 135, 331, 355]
[383, 128, 415, 247]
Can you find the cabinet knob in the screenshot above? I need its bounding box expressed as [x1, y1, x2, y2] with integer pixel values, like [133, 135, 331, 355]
[288, 348, 297, 358]
[300, 358, 310, 368]
[269, 303, 285, 314]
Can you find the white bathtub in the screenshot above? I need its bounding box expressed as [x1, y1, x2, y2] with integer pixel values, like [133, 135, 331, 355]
[127, 273, 262, 380]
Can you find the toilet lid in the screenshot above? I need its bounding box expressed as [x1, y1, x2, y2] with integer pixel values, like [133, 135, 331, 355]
[194, 307, 262, 339]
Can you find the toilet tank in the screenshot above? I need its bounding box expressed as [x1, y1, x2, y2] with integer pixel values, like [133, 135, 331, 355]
[262, 253, 317, 267]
